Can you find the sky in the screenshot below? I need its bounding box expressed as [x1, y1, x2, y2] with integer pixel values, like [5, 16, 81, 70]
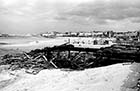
[1, 0, 140, 34]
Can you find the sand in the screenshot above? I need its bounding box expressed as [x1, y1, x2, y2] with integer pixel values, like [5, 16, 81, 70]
[0, 63, 133, 91]
[0, 37, 139, 91]
[122, 63, 140, 91]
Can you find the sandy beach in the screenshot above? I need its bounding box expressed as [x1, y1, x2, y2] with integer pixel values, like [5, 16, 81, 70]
[0, 63, 139, 91]
[122, 63, 140, 91]
[1, 0, 140, 90]
[0, 37, 140, 91]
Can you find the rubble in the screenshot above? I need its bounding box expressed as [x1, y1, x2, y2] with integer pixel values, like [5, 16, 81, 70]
[0, 44, 140, 74]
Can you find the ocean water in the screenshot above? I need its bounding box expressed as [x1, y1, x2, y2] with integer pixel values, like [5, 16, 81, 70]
[0, 37, 66, 51]
[0, 37, 50, 44]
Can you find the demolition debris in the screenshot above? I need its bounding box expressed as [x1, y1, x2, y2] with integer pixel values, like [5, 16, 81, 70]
[0, 44, 140, 73]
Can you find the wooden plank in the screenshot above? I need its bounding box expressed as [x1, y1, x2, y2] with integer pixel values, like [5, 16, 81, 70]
[24, 52, 31, 59]
[42, 55, 58, 68]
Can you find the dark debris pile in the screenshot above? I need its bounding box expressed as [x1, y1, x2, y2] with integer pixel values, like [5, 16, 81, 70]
[0, 44, 140, 74]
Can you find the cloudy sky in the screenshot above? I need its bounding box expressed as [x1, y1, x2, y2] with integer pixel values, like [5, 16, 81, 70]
[0, 0, 140, 34]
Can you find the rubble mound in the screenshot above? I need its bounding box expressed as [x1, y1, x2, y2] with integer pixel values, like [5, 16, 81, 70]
[0, 44, 140, 74]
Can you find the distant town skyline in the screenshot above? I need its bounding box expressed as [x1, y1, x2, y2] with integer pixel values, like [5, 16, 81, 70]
[1, 0, 140, 34]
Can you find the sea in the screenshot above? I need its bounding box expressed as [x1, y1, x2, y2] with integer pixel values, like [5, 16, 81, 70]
[0, 36, 67, 51]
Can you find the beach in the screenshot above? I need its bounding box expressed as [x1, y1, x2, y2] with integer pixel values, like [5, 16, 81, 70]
[0, 63, 138, 91]
[0, 37, 140, 91]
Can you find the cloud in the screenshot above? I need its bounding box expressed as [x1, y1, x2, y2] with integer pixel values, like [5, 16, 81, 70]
[130, 17, 140, 23]
[1, 0, 140, 34]
[60, 0, 140, 24]
[53, 16, 69, 20]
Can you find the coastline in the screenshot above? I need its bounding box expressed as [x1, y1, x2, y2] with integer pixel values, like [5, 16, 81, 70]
[0, 37, 140, 91]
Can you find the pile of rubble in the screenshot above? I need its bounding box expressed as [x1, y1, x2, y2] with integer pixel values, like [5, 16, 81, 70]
[0, 44, 140, 74]
[0, 51, 96, 71]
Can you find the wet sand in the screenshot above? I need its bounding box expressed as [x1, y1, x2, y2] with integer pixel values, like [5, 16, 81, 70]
[122, 63, 140, 91]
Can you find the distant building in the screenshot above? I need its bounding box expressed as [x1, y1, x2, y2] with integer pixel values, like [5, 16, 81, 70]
[78, 32, 85, 37]
[84, 32, 92, 37]
[92, 32, 103, 37]
[56, 33, 65, 37]
[41, 32, 55, 38]
[103, 31, 114, 37]
[71, 32, 78, 37]
[0, 34, 9, 37]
